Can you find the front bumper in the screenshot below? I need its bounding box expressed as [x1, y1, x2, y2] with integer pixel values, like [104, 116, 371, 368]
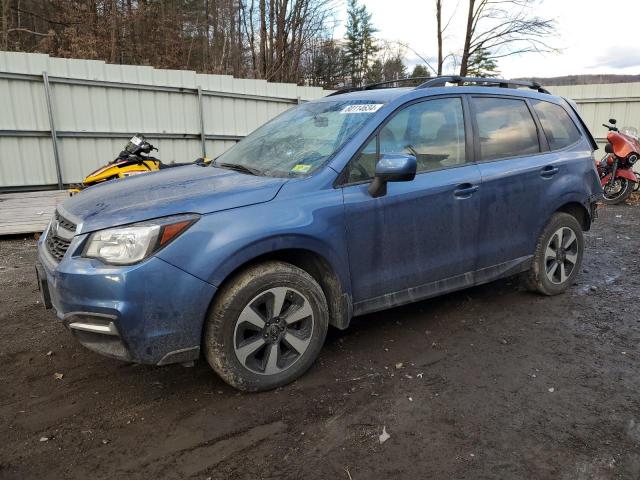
[37, 236, 217, 365]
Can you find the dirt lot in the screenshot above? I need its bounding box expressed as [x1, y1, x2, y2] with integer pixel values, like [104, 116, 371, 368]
[1, 200, 640, 480]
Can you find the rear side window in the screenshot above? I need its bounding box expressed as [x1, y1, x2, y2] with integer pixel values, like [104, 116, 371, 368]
[472, 97, 540, 161]
[531, 100, 581, 150]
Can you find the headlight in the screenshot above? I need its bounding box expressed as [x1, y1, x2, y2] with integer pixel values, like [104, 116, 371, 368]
[83, 214, 199, 265]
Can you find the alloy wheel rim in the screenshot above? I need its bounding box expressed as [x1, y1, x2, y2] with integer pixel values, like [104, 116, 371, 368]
[604, 178, 627, 199]
[233, 287, 314, 375]
[544, 227, 579, 285]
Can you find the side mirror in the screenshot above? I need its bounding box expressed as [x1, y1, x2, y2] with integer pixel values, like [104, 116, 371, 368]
[610, 118, 617, 125]
[368, 153, 417, 198]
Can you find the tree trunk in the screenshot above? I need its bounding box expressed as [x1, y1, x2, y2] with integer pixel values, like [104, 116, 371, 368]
[259, 0, 267, 78]
[109, 0, 118, 63]
[459, 0, 475, 76]
[436, 0, 443, 75]
[245, 0, 258, 76]
[203, 0, 210, 72]
[1, 0, 10, 50]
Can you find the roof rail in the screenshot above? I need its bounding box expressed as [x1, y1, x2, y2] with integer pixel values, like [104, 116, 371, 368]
[415, 76, 550, 94]
[327, 77, 433, 97]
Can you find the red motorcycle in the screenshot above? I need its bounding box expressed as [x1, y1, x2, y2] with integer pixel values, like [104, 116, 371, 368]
[598, 119, 639, 204]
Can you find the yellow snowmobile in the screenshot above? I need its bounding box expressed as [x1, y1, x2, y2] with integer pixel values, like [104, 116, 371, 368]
[69, 134, 210, 193]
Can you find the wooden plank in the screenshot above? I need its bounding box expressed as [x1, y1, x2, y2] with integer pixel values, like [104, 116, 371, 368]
[0, 190, 71, 200]
[0, 190, 70, 235]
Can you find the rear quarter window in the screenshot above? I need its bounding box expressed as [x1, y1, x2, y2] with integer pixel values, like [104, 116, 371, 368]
[471, 97, 540, 161]
[531, 100, 582, 150]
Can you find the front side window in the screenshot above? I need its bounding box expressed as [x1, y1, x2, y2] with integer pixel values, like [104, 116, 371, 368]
[213, 100, 384, 177]
[472, 97, 540, 161]
[531, 100, 582, 150]
[346, 97, 466, 182]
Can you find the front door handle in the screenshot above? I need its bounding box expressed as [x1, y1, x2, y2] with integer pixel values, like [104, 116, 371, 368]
[541, 165, 559, 178]
[453, 183, 479, 198]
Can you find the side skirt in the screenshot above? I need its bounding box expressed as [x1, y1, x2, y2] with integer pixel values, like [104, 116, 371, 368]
[352, 255, 532, 317]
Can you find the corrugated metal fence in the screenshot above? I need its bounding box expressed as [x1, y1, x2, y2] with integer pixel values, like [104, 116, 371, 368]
[2, 51, 640, 191]
[0, 52, 329, 190]
[551, 82, 640, 150]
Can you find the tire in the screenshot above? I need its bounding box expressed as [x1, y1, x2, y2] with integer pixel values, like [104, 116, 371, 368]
[203, 261, 329, 392]
[602, 177, 633, 204]
[526, 213, 584, 296]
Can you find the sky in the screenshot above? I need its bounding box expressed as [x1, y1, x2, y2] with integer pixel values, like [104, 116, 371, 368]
[333, 0, 640, 78]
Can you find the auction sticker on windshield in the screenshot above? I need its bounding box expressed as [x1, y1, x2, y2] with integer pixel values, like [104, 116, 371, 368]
[340, 104, 384, 114]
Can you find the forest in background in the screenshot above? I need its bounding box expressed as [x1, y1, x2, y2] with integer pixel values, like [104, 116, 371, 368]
[4, 0, 627, 88]
[1, 0, 405, 87]
[1, 0, 325, 83]
[519, 74, 640, 86]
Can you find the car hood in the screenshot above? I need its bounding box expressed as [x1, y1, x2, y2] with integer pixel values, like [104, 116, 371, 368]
[61, 166, 287, 233]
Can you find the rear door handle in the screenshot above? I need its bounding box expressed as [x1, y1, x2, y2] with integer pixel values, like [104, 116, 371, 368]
[453, 183, 479, 198]
[541, 165, 559, 178]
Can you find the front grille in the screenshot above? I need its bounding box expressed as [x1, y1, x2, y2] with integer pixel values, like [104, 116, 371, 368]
[45, 211, 77, 262]
[46, 234, 71, 262]
[55, 211, 76, 231]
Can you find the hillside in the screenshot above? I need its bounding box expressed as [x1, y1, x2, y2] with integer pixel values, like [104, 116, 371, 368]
[517, 74, 640, 86]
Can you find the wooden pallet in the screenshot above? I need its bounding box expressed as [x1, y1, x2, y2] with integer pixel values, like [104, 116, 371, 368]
[0, 190, 71, 236]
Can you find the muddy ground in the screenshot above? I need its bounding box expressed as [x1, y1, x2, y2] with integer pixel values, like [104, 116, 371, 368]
[1, 201, 640, 480]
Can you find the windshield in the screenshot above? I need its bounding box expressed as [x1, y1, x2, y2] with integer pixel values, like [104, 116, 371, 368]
[213, 99, 385, 177]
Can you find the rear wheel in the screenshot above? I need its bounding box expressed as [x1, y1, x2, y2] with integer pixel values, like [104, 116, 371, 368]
[602, 177, 633, 204]
[526, 213, 584, 296]
[203, 261, 328, 391]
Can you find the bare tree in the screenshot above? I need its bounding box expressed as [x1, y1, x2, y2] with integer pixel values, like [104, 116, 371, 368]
[247, 0, 336, 82]
[0, 0, 336, 84]
[1, 0, 10, 50]
[109, 0, 117, 63]
[436, 0, 442, 75]
[459, 0, 555, 77]
[434, 0, 459, 75]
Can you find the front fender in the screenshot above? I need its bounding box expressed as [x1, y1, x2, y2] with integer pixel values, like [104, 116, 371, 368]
[207, 233, 351, 294]
[156, 188, 351, 296]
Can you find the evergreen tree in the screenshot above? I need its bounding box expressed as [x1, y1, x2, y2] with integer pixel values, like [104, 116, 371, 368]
[382, 55, 406, 82]
[344, 0, 362, 86]
[410, 64, 430, 79]
[404, 64, 430, 86]
[308, 39, 346, 88]
[466, 48, 500, 77]
[343, 0, 378, 87]
[365, 59, 383, 85]
[360, 4, 378, 82]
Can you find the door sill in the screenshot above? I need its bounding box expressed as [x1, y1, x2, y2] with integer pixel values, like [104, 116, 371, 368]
[353, 255, 532, 317]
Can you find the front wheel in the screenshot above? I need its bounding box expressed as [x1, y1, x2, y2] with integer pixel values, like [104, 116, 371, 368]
[526, 213, 584, 296]
[203, 261, 328, 391]
[602, 177, 633, 204]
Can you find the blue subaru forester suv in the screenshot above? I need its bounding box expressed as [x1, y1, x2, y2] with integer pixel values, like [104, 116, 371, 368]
[37, 76, 602, 391]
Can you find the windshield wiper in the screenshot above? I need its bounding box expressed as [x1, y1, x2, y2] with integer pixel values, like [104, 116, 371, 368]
[215, 162, 262, 176]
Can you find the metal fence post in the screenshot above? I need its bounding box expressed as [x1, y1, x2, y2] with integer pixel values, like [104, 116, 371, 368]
[42, 71, 63, 189]
[197, 86, 207, 158]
